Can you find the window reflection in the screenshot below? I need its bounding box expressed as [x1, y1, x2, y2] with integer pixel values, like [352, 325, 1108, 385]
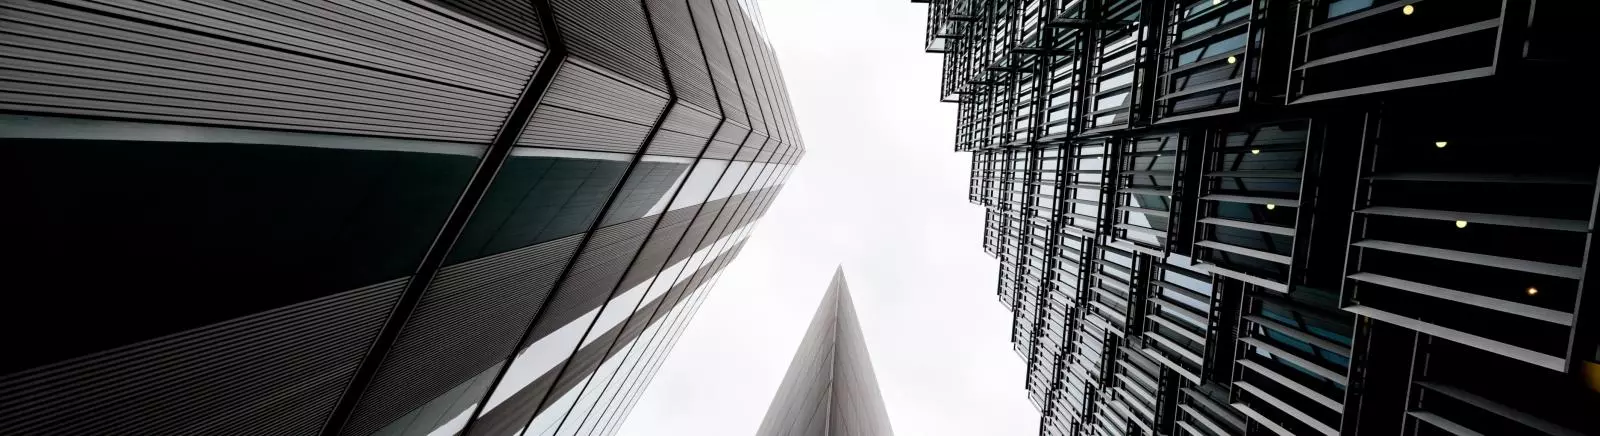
[666, 159, 731, 210]
[473, 221, 756, 421]
[447, 148, 633, 264]
[601, 155, 694, 226]
[1, 116, 482, 373]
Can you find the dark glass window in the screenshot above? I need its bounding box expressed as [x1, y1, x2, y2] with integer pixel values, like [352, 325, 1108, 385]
[1, 117, 482, 373]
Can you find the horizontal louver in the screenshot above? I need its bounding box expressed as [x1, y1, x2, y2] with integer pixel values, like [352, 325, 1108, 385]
[1081, 0, 1145, 134]
[1179, 383, 1245, 435]
[1195, 121, 1310, 293]
[1231, 288, 1352, 436]
[1114, 133, 1186, 256]
[1143, 254, 1213, 383]
[1153, 0, 1257, 123]
[1402, 340, 1595, 435]
[1344, 105, 1597, 371]
[1287, 0, 1507, 103]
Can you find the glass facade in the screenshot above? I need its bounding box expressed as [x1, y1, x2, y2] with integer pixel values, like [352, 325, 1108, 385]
[0, 1, 801, 435]
[912, 1, 1598, 435]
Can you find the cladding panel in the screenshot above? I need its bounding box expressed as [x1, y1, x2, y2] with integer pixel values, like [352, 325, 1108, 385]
[548, 0, 667, 92]
[341, 235, 584, 435]
[0, 0, 803, 433]
[0, 278, 406, 435]
[0, 0, 537, 142]
[645, 0, 719, 111]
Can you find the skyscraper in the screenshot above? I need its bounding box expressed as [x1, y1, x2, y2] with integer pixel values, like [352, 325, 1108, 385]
[0, 1, 801, 435]
[911, 1, 1597, 435]
[756, 268, 895, 436]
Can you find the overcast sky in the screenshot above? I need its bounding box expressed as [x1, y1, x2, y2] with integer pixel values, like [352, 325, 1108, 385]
[616, 0, 1042, 434]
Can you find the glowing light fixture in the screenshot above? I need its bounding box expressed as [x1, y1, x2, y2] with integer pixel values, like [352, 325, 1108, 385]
[1227, 56, 1237, 64]
[1526, 287, 1539, 296]
[1251, 149, 1260, 154]
[1455, 220, 1468, 229]
[1213, 0, 1221, 5]
[1266, 203, 1276, 210]
[1435, 141, 1448, 148]
[1403, 4, 1415, 15]
[1585, 361, 1600, 393]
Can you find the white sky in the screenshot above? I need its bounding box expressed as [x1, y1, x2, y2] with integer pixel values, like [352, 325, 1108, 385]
[616, 0, 1042, 434]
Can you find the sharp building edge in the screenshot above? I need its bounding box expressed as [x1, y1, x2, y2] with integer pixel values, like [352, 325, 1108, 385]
[908, 1, 1600, 435]
[756, 268, 895, 436]
[0, 1, 802, 435]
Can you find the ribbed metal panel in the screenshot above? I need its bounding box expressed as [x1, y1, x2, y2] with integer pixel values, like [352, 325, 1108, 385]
[754, 148, 776, 164]
[722, 0, 776, 137]
[708, 0, 763, 132]
[548, 248, 738, 431]
[703, 121, 749, 160]
[674, 192, 741, 252]
[645, 127, 709, 159]
[517, 61, 667, 153]
[340, 234, 585, 435]
[662, 101, 722, 135]
[0, 0, 538, 142]
[756, 270, 893, 436]
[520, 106, 651, 153]
[465, 259, 713, 436]
[548, 0, 667, 93]
[0, 277, 406, 435]
[686, 0, 745, 123]
[617, 206, 700, 288]
[525, 216, 656, 342]
[646, 102, 721, 158]
[428, 0, 546, 46]
[702, 202, 752, 250]
[735, 133, 767, 162]
[589, 250, 738, 436]
[753, 41, 798, 147]
[540, 61, 667, 126]
[466, 362, 559, 436]
[644, 0, 717, 112]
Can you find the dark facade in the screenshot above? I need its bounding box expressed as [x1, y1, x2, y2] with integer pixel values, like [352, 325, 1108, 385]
[0, 1, 801, 435]
[756, 268, 895, 436]
[910, 1, 1599, 435]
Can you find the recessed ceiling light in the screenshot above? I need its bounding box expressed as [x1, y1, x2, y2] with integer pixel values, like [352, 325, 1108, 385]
[1266, 204, 1276, 210]
[1403, 4, 1415, 15]
[1435, 141, 1448, 148]
[1227, 56, 1238, 64]
[1251, 149, 1260, 154]
[1527, 287, 1539, 296]
[1456, 220, 1468, 229]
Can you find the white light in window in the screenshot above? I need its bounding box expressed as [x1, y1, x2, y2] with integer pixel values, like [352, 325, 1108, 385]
[1455, 220, 1468, 229]
[1435, 141, 1448, 148]
[1213, 0, 1222, 5]
[1251, 149, 1260, 154]
[1527, 287, 1539, 296]
[1227, 56, 1238, 64]
[1403, 4, 1415, 15]
[1266, 203, 1276, 210]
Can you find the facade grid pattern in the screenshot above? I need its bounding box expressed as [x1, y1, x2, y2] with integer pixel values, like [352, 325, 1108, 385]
[0, 1, 802, 435]
[912, 1, 1600, 435]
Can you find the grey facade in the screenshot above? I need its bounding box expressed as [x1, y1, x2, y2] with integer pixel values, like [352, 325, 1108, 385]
[0, 1, 801, 435]
[756, 268, 895, 436]
[910, 1, 1598, 436]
